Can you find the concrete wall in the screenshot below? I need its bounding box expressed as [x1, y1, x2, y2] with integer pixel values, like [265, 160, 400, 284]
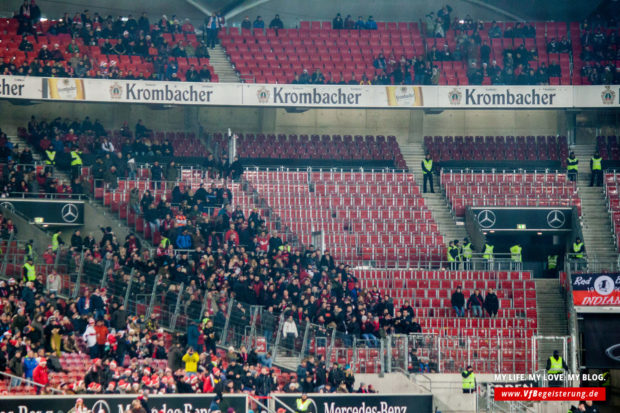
[0, 100, 574, 145]
[0, 207, 51, 252]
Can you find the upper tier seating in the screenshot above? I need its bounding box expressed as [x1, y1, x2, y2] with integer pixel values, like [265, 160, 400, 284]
[220, 20, 574, 85]
[424, 135, 569, 164]
[0, 17, 218, 81]
[442, 171, 581, 217]
[244, 170, 444, 266]
[212, 132, 407, 168]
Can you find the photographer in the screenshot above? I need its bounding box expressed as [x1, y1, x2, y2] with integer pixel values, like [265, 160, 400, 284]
[182, 346, 200, 376]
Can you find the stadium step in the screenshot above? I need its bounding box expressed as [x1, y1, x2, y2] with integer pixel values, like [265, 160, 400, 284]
[400, 140, 468, 246]
[209, 44, 241, 83]
[535, 279, 569, 370]
[571, 145, 618, 260]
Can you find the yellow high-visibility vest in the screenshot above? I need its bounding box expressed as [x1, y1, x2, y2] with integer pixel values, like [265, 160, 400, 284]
[591, 157, 602, 171]
[510, 245, 522, 262]
[573, 242, 584, 259]
[462, 243, 473, 259]
[483, 244, 494, 260]
[423, 159, 433, 174]
[462, 371, 475, 390]
[45, 150, 56, 165]
[70, 151, 82, 166]
[547, 356, 564, 374]
[296, 399, 311, 412]
[52, 233, 60, 251]
[23, 262, 36, 282]
[566, 157, 578, 171]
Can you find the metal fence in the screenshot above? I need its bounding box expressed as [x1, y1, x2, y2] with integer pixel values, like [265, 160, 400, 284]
[0, 244, 571, 375]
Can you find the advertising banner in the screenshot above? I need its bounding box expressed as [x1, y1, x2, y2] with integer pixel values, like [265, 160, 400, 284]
[573, 85, 620, 107]
[571, 273, 620, 306]
[276, 394, 433, 413]
[0, 198, 84, 226]
[0, 75, 42, 99]
[1, 74, 618, 108]
[81, 79, 242, 106]
[582, 314, 620, 368]
[43, 78, 85, 100]
[436, 85, 572, 108]
[469, 207, 573, 231]
[0, 394, 246, 413]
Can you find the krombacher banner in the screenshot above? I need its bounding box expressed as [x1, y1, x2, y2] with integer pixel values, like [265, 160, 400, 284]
[0, 74, 619, 108]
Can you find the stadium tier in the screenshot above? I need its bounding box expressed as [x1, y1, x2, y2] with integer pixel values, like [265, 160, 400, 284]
[424, 135, 569, 163]
[244, 170, 444, 266]
[442, 170, 581, 217]
[212, 132, 407, 167]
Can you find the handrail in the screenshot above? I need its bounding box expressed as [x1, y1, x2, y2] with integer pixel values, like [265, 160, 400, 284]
[0, 370, 63, 393]
[2, 192, 88, 200]
[411, 373, 432, 392]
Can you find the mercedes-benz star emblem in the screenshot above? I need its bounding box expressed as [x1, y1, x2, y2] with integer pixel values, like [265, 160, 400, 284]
[0, 201, 15, 212]
[477, 209, 496, 229]
[91, 400, 111, 413]
[546, 210, 566, 229]
[61, 203, 79, 223]
[605, 343, 620, 362]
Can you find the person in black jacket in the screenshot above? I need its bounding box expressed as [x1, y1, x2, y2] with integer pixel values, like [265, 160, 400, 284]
[451, 286, 465, 317]
[467, 289, 485, 317]
[484, 288, 499, 317]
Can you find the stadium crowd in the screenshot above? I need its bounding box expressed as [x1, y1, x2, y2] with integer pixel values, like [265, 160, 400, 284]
[3, 1, 619, 85]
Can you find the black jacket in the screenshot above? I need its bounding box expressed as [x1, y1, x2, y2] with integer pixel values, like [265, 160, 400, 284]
[451, 291, 465, 307]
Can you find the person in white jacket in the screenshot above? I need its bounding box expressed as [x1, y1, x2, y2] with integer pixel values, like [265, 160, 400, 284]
[282, 315, 298, 355]
[82, 318, 97, 357]
[101, 138, 115, 153]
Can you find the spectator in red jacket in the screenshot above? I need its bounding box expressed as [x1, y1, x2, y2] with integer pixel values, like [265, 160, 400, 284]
[225, 224, 239, 247]
[94, 319, 109, 357]
[32, 358, 49, 393]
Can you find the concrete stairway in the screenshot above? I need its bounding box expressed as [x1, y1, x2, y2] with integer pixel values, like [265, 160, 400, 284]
[535, 279, 569, 368]
[400, 141, 468, 245]
[209, 45, 240, 83]
[571, 144, 618, 263]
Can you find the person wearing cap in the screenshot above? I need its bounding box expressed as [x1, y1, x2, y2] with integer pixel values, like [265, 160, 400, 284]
[546, 350, 568, 387]
[461, 365, 475, 393]
[566, 151, 578, 182]
[572, 237, 585, 266]
[22, 256, 36, 282]
[32, 357, 49, 393]
[296, 393, 312, 413]
[590, 151, 603, 187]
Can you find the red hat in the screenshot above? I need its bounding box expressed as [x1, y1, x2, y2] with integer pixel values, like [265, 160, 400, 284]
[212, 367, 220, 376]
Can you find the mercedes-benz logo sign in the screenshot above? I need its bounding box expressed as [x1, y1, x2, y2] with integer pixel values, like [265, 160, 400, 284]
[605, 343, 620, 362]
[477, 209, 496, 229]
[546, 209, 566, 229]
[91, 400, 111, 413]
[0, 201, 15, 212]
[61, 203, 79, 223]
